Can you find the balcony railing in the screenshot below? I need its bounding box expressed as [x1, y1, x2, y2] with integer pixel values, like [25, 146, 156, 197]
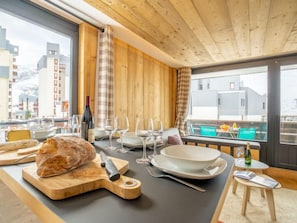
[187, 117, 297, 144]
[0, 118, 67, 130]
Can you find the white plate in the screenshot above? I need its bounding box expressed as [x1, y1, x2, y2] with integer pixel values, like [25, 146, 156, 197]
[151, 155, 227, 180]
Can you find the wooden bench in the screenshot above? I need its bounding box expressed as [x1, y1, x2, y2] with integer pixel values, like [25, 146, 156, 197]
[181, 136, 260, 157]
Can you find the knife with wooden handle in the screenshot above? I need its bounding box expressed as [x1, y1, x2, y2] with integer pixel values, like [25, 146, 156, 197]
[100, 151, 120, 181]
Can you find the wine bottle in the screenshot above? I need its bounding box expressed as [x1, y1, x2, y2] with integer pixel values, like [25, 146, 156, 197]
[81, 96, 95, 144]
[244, 143, 252, 165]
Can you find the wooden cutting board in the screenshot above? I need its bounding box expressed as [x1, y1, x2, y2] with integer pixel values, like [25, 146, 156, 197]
[22, 154, 142, 200]
[0, 144, 41, 165]
[0, 151, 35, 165]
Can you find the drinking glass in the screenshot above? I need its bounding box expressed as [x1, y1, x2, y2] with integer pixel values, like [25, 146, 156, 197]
[235, 147, 244, 165]
[72, 115, 81, 136]
[0, 129, 6, 143]
[148, 120, 163, 160]
[105, 118, 117, 150]
[66, 117, 73, 133]
[135, 117, 153, 164]
[116, 116, 130, 153]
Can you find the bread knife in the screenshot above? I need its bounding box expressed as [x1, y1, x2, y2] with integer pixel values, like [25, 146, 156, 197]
[100, 151, 120, 181]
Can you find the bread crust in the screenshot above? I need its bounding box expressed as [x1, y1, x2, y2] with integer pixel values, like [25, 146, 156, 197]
[36, 136, 96, 177]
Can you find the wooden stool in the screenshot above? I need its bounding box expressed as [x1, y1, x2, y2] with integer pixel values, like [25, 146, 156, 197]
[233, 159, 269, 197]
[234, 174, 281, 221]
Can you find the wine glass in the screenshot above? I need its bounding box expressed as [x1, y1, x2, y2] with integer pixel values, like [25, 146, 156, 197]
[105, 118, 117, 150]
[116, 116, 130, 153]
[135, 117, 153, 164]
[148, 120, 163, 160]
[235, 147, 244, 165]
[42, 115, 55, 129]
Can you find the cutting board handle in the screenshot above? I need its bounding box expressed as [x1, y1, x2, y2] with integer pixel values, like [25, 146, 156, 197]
[101, 175, 141, 199]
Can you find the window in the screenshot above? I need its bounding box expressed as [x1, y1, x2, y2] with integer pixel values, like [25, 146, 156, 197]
[230, 82, 235, 90]
[0, 0, 78, 128]
[241, 98, 245, 107]
[188, 66, 268, 141]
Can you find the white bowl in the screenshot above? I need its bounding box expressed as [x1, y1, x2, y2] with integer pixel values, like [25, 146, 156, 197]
[122, 132, 143, 145]
[94, 128, 106, 138]
[160, 145, 221, 170]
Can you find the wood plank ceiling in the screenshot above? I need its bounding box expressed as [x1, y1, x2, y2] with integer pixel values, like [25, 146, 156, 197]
[85, 0, 297, 68]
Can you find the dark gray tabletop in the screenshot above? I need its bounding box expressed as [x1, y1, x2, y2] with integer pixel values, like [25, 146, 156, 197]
[0, 140, 234, 223]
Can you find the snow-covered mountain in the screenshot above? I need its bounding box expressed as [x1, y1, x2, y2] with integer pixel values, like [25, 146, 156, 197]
[12, 65, 39, 110]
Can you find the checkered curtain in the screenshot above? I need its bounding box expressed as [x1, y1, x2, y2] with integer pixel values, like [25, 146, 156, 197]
[174, 67, 191, 136]
[94, 25, 114, 128]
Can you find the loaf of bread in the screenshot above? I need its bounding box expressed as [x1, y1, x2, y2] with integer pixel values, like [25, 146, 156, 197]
[36, 136, 96, 177]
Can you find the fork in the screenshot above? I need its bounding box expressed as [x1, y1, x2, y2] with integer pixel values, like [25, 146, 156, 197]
[146, 166, 206, 192]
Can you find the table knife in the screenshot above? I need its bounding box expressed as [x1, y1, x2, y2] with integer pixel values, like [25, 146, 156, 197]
[100, 151, 120, 181]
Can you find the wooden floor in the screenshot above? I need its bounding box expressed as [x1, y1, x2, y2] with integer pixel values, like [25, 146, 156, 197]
[0, 179, 297, 223]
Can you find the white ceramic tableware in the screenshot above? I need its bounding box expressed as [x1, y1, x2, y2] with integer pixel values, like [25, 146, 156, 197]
[160, 145, 221, 170]
[122, 132, 143, 145]
[94, 128, 106, 138]
[151, 155, 227, 180]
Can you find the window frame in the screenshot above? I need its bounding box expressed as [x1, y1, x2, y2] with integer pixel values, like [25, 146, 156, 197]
[0, 0, 79, 115]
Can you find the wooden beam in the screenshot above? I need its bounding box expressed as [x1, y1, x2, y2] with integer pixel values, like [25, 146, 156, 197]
[78, 23, 98, 115]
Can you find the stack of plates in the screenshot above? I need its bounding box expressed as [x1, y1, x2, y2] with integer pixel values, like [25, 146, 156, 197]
[151, 145, 227, 179]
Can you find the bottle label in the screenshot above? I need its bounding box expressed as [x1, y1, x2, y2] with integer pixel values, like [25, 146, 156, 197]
[88, 128, 95, 143]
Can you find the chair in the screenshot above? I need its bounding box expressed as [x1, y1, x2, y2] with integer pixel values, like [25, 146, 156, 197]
[7, 129, 31, 141]
[189, 124, 195, 134]
[199, 125, 217, 137]
[237, 128, 256, 140]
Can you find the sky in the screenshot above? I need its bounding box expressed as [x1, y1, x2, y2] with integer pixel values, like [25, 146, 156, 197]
[0, 10, 70, 67]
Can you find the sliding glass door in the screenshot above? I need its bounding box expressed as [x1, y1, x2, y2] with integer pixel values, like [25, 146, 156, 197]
[191, 56, 297, 170]
[277, 63, 297, 169]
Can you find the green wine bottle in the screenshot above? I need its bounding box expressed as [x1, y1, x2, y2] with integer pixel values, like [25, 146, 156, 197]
[244, 143, 252, 165]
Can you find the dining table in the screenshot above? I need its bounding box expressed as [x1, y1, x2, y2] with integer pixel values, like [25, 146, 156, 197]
[0, 138, 235, 223]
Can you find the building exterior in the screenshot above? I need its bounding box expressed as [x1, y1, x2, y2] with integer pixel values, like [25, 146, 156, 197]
[190, 75, 267, 121]
[15, 94, 38, 120]
[37, 42, 69, 118]
[0, 26, 18, 121]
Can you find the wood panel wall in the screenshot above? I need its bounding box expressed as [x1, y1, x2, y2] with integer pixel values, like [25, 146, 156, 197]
[78, 23, 98, 114]
[114, 39, 177, 131]
[79, 23, 177, 130]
